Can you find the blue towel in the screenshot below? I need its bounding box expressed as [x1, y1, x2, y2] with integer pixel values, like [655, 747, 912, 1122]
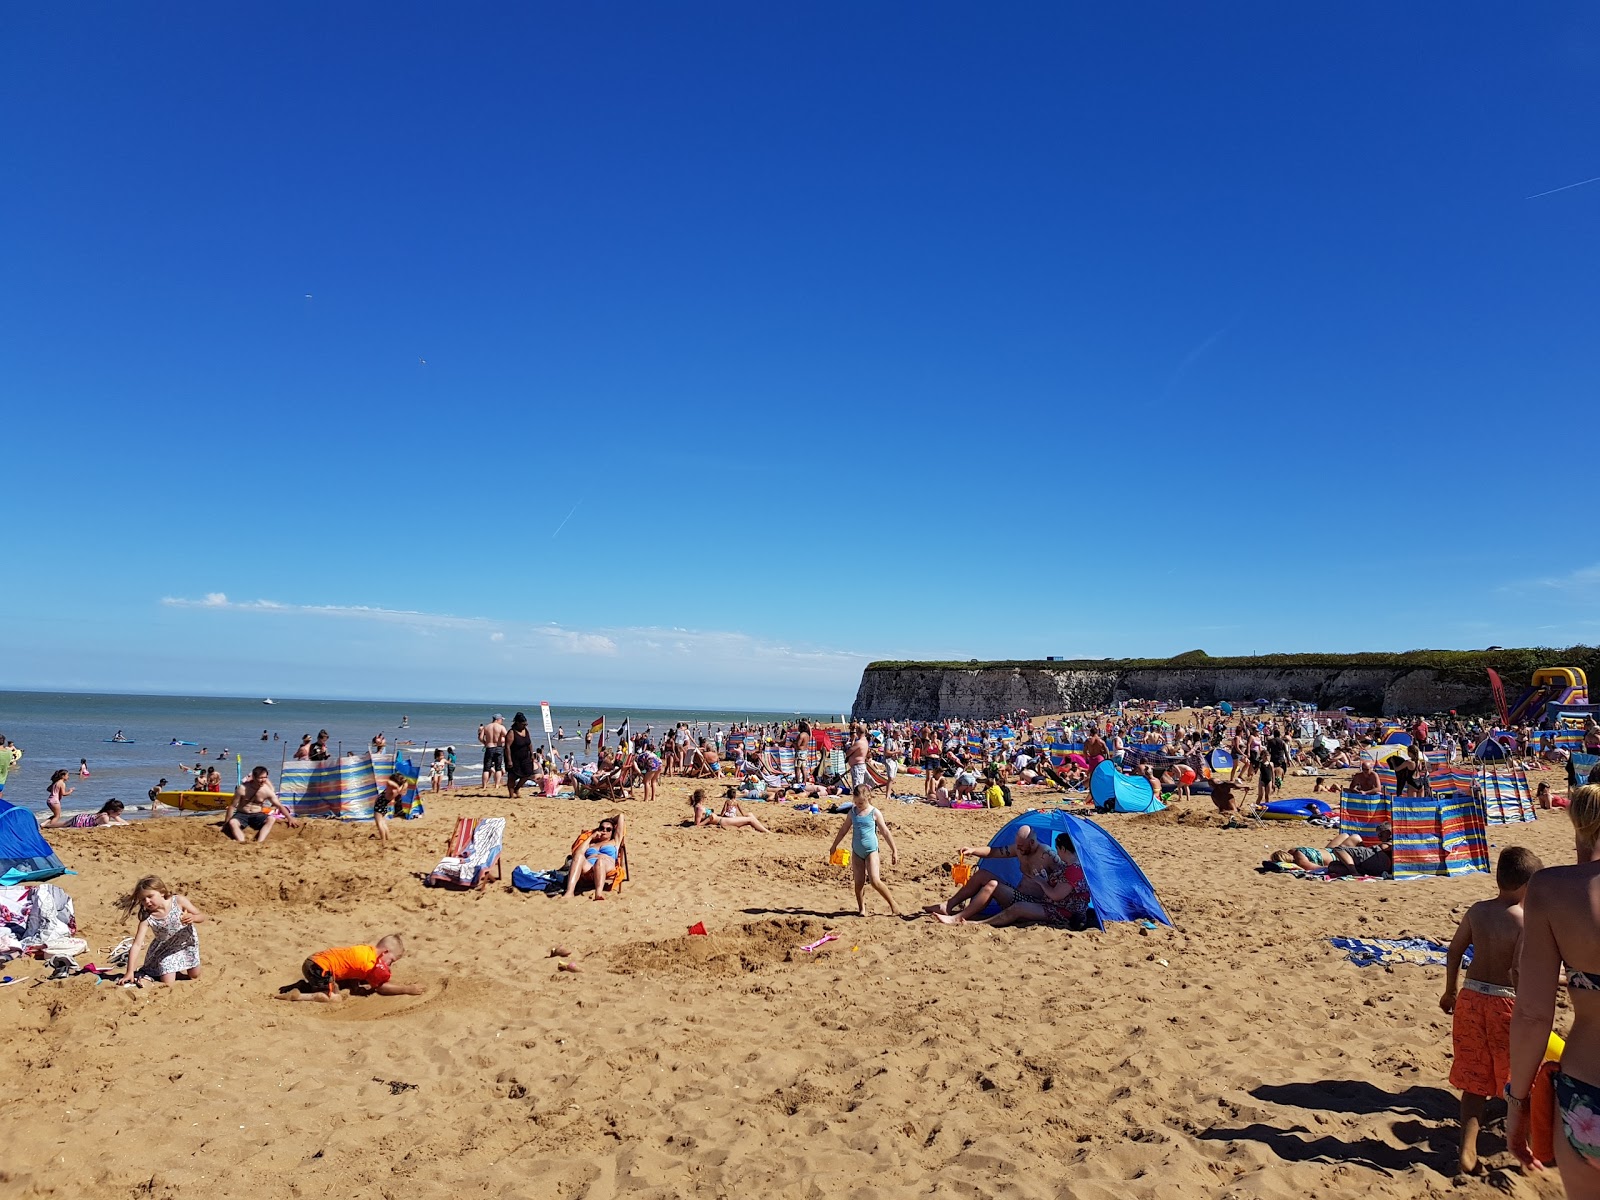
[511, 866, 567, 893]
[1328, 936, 1470, 968]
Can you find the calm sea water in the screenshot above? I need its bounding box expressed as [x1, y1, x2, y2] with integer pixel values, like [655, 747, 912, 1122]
[0, 691, 834, 816]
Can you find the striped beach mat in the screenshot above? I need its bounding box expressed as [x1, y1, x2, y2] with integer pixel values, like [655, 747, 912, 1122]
[1478, 769, 1536, 824]
[1339, 792, 1389, 841]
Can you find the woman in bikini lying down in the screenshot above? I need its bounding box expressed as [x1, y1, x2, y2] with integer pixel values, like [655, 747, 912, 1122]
[689, 788, 770, 833]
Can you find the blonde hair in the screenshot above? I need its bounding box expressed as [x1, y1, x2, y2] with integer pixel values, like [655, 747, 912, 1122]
[1570, 785, 1600, 848]
[119, 874, 171, 918]
[376, 933, 405, 958]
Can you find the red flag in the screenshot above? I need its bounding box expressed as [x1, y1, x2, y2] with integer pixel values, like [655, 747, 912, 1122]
[1486, 669, 1510, 728]
[687, 922, 707, 936]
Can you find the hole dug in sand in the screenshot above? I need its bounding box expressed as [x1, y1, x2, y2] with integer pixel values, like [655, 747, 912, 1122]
[608, 918, 837, 977]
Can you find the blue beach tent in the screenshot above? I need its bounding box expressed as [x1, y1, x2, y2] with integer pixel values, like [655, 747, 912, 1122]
[985, 810, 1171, 928]
[1474, 736, 1512, 762]
[1089, 760, 1163, 813]
[0, 799, 72, 885]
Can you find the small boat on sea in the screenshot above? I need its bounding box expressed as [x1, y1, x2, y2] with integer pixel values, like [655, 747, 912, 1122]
[263, 698, 276, 705]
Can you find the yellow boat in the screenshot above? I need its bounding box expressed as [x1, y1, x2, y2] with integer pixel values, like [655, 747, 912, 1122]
[154, 789, 231, 812]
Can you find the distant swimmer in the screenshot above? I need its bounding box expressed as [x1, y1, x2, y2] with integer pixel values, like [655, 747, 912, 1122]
[261, 730, 270, 741]
[80, 759, 90, 777]
[399, 715, 409, 729]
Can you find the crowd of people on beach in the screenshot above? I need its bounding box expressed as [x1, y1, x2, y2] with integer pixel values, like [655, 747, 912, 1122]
[11, 694, 1600, 1191]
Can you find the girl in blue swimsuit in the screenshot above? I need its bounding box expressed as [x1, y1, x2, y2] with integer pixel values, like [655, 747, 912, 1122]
[827, 786, 900, 916]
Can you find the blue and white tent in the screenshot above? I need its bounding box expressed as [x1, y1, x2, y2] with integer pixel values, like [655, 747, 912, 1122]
[983, 810, 1171, 929]
[0, 799, 71, 886]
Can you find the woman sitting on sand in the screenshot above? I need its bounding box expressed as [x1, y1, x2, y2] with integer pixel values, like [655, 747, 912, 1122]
[932, 831, 1093, 931]
[689, 788, 770, 833]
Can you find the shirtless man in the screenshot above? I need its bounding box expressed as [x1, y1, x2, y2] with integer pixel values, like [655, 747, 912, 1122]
[925, 825, 1059, 921]
[847, 723, 871, 790]
[479, 714, 508, 790]
[1349, 761, 1381, 794]
[224, 766, 297, 844]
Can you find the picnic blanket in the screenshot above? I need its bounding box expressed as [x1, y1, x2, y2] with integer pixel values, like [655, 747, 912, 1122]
[1328, 936, 1469, 968]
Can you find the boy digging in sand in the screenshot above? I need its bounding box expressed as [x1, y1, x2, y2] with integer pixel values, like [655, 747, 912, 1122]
[276, 933, 423, 1002]
[1440, 845, 1543, 1174]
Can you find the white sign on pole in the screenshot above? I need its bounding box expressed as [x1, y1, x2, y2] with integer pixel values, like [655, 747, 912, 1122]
[539, 702, 554, 734]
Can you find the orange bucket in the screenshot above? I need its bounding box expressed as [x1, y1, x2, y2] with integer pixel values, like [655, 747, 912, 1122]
[951, 856, 972, 886]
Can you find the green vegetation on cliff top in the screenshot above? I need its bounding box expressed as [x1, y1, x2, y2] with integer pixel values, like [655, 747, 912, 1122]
[865, 646, 1600, 679]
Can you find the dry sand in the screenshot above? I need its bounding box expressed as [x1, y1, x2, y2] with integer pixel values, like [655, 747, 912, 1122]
[0, 760, 1577, 1199]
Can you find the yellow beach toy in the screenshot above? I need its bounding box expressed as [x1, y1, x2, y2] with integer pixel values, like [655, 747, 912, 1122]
[829, 847, 851, 867]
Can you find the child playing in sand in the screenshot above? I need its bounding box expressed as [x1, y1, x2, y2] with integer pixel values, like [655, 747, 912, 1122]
[1439, 845, 1543, 1174]
[118, 875, 206, 984]
[373, 772, 406, 845]
[827, 785, 899, 916]
[275, 934, 423, 1002]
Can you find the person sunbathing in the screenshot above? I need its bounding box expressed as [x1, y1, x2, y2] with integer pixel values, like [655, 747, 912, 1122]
[690, 788, 770, 832]
[1268, 832, 1368, 870]
[924, 825, 1058, 920]
[564, 814, 626, 901]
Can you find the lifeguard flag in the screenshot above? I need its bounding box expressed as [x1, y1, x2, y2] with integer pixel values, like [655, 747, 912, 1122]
[589, 716, 605, 735]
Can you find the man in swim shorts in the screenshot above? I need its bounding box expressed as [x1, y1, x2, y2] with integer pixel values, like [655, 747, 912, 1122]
[224, 766, 296, 843]
[480, 714, 507, 790]
[847, 723, 870, 790]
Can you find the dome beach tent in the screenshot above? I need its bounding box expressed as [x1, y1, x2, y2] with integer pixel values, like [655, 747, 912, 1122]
[0, 799, 72, 886]
[1089, 760, 1163, 813]
[984, 810, 1171, 928]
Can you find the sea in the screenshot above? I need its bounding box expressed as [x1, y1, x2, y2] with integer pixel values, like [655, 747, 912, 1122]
[0, 691, 839, 817]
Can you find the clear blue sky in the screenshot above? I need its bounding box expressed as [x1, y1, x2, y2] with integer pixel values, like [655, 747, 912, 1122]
[4, 4, 1598, 710]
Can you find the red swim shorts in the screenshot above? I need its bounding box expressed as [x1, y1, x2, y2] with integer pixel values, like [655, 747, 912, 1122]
[1449, 986, 1516, 1098]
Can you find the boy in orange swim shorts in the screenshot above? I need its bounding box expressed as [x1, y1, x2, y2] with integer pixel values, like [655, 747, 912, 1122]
[274, 933, 423, 1002]
[1440, 846, 1543, 1174]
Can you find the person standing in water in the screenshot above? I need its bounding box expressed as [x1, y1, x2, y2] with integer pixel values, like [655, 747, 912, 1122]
[79, 759, 90, 777]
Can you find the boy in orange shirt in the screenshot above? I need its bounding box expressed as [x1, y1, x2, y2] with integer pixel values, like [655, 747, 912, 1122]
[275, 933, 423, 1002]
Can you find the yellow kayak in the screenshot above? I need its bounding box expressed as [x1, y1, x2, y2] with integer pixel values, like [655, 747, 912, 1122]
[154, 789, 231, 812]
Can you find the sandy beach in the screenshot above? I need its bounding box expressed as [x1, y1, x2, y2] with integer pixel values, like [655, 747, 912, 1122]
[0, 756, 1575, 1200]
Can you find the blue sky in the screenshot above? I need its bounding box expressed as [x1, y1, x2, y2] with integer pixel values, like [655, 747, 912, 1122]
[4, 4, 1599, 710]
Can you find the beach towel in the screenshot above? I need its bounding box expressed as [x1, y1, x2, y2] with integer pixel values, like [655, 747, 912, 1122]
[1329, 936, 1468, 969]
[426, 818, 505, 888]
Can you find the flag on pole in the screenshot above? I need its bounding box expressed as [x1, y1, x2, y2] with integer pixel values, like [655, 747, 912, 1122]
[614, 718, 630, 746]
[589, 716, 605, 735]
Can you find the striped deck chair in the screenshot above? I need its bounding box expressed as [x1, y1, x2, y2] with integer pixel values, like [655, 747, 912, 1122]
[424, 817, 506, 889]
[823, 749, 847, 781]
[569, 827, 629, 895]
[1478, 769, 1536, 824]
[864, 759, 890, 789]
[1339, 792, 1390, 841]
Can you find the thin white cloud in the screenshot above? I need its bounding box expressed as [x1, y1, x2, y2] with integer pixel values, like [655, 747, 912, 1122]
[1505, 564, 1600, 593]
[160, 593, 864, 670]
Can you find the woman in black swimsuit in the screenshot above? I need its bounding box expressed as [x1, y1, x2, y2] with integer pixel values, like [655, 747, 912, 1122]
[506, 712, 538, 799]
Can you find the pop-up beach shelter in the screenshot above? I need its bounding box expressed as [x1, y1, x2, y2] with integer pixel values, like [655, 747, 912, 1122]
[0, 799, 72, 885]
[984, 810, 1171, 928]
[1089, 760, 1163, 813]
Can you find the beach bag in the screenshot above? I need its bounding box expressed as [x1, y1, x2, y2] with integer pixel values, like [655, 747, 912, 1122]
[511, 866, 566, 893]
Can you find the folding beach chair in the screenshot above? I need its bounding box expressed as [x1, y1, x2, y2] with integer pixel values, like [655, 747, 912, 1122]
[569, 826, 629, 895]
[423, 817, 506, 889]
